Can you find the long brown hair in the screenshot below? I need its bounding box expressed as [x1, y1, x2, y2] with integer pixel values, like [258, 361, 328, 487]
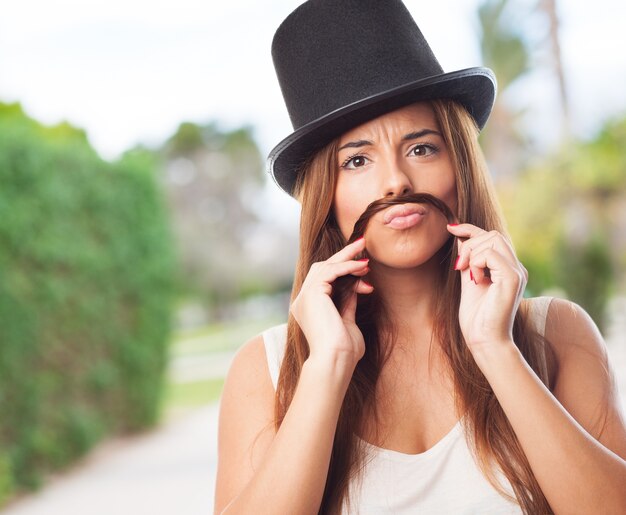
[274, 99, 556, 514]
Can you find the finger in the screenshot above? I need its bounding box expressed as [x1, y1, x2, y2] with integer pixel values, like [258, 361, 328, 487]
[340, 279, 374, 323]
[309, 259, 369, 284]
[449, 223, 487, 270]
[457, 229, 506, 254]
[354, 278, 375, 294]
[468, 248, 525, 293]
[447, 223, 486, 240]
[473, 230, 515, 256]
[468, 247, 502, 285]
[326, 236, 366, 264]
[456, 232, 516, 271]
[350, 266, 370, 277]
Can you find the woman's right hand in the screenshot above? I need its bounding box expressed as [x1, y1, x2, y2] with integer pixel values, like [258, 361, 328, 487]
[290, 237, 374, 370]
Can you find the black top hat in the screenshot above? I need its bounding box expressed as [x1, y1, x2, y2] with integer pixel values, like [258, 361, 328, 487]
[268, 0, 497, 196]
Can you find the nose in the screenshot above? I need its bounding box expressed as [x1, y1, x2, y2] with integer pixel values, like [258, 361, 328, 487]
[382, 165, 413, 197]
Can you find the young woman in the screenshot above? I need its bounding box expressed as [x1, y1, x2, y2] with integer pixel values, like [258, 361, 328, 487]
[215, 1, 626, 513]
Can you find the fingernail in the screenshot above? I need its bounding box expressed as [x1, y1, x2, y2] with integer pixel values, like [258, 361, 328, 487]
[358, 258, 369, 262]
[355, 236, 365, 243]
[470, 269, 474, 282]
[448, 223, 459, 227]
[453, 256, 460, 270]
[362, 280, 373, 288]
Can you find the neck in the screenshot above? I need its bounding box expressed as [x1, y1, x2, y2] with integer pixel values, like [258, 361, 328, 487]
[367, 255, 443, 341]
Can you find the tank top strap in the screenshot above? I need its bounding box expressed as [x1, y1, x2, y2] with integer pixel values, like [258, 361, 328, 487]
[526, 296, 554, 338]
[525, 296, 555, 387]
[262, 323, 288, 390]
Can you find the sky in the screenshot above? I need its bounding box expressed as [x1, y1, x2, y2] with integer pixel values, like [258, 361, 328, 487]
[1, 0, 625, 221]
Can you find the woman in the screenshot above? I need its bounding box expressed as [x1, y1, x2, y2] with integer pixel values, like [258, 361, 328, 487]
[215, 1, 626, 513]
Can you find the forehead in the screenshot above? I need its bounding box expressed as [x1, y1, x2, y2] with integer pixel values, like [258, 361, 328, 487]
[338, 102, 438, 144]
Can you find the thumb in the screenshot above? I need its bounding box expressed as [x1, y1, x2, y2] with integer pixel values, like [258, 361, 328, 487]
[340, 288, 358, 324]
[341, 279, 373, 323]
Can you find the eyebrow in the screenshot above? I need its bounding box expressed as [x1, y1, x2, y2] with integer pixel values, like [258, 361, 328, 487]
[337, 129, 442, 152]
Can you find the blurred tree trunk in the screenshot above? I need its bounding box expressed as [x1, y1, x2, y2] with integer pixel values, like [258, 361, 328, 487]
[477, 0, 531, 183]
[538, 0, 571, 141]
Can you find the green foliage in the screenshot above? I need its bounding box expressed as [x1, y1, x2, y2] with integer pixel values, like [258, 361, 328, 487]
[500, 159, 565, 296]
[566, 115, 626, 193]
[0, 102, 176, 500]
[501, 112, 626, 329]
[556, 233, 613, 330]
[0, 451, 14, 506]
[166, 122, 205, 155]
[163, 378, 225, 415]
[478, 0, 530, 89]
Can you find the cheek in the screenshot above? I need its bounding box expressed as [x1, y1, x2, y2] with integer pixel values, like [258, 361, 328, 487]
[333, 181, 372, 240]
[435, 170, 457, 215]
[333, 197, 364, 240]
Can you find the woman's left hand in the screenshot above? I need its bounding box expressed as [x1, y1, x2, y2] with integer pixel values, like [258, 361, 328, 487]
[447, 223, 528, 354]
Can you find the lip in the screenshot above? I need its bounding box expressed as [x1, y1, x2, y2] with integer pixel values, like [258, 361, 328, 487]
[383, 203, 427, 230]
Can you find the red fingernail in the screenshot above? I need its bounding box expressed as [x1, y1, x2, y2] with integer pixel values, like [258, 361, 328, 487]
[453, 256, 460, 270]
[362, 280, 373, 288]
[355, 236, 364, 243]
[358, 258, 369, 262]
[470, 269, 474, 282]
[448, 223, 459, 227]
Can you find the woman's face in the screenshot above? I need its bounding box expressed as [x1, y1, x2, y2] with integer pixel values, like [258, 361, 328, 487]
[333, 102, 457, 269]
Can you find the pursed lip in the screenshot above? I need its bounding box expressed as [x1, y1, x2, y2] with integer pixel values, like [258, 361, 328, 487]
[383, 203, 427, 226]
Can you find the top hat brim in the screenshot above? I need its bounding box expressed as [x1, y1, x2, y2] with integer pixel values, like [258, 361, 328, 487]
[267, 67, 496, 196]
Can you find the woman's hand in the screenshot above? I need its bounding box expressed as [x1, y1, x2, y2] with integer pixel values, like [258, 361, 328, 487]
[447, 224, 528, 354]
[290, 237, 374, 369]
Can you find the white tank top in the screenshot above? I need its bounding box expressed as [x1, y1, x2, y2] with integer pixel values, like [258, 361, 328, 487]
[262, 296, 553, 514]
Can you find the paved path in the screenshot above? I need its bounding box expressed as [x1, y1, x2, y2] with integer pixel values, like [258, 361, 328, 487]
[1, 404, 220, 515]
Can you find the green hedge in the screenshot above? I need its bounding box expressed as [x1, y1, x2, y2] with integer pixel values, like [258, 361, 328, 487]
[0, 103, 177, 502]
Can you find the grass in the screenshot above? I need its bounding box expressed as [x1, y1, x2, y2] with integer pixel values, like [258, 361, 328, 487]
[161, 314, 285, 419]
[163, 377, 225, 410]
[170, 316, 285, 356]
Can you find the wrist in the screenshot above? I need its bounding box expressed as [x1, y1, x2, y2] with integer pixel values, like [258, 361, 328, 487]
[469, 339, 523, 374]
[303, 353, 357, 390]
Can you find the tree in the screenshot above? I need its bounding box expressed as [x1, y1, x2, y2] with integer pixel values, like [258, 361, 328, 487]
[477, 0, 533, 182]
[537, 0, 570, 140]
[500, 113, 626, 330]
[153, 122, 296, 320]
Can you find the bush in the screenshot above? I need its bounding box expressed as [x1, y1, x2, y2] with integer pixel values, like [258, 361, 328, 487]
[500, 113, 626, 327]
[0, 103, 177, 501]
[556, 233, 614, 331]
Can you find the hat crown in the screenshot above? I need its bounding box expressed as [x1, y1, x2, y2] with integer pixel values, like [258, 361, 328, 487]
[272, 0, 444, 130]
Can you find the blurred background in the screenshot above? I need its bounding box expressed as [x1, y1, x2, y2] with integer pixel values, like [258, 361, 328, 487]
[0, 0, 624, 513]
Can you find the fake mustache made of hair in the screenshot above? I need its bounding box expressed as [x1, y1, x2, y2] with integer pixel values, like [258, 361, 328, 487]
[331, 192, 457, 309]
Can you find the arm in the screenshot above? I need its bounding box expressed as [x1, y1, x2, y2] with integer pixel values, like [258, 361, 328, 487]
[214, 237, 373, 514]
[214, 335, 355, 514]
[448, 223, 626, 514]
[472, 298, 626, 514]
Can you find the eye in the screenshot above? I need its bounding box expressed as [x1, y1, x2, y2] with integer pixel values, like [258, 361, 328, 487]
[340, 154, 369, 170]
[409, 143, 439, 157]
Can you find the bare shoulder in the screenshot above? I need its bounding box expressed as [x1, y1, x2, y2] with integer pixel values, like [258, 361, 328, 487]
[544, 297, 626, 458]
[544, 297, 606, 362]
[223, 332, 275, 401]
[214, 332, 276, 513]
